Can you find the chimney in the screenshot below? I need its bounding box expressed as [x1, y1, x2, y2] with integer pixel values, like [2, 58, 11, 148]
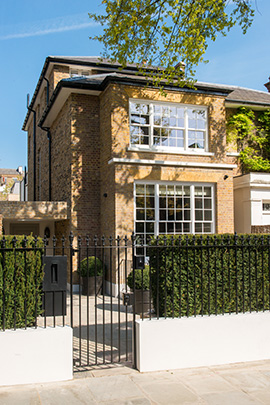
[264, 77, 270, 93]
[174, 62, 186, 75]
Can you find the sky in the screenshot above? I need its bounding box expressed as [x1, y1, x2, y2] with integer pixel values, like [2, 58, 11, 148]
[0, 0, 269, 170]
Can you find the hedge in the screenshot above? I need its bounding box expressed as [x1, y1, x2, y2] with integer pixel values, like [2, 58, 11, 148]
[148, 234, 270, 318]
[0, 235, 44, 329]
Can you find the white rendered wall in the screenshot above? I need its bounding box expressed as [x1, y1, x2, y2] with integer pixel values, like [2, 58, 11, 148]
[234, 173, 270, 233]
[136, 312, 270, 372]
[0, 326, 73, 386]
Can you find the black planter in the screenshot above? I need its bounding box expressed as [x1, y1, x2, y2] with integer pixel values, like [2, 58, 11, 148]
[134, 289, 150, 314]
[82, 276, 103, 296]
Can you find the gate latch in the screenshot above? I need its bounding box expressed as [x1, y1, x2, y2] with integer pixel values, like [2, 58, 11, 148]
[123, 292, 131, 306]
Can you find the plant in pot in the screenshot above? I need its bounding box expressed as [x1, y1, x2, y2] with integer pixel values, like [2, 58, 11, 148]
[79, 256, 104, 296]
[127, 266, 150, 315]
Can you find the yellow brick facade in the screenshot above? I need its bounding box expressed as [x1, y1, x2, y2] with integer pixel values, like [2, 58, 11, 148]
[26, 63, 236, 246]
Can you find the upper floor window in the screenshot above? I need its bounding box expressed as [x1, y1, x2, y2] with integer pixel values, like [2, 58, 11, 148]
[70, 69, 91, 78]
[129, 100, 208, 152]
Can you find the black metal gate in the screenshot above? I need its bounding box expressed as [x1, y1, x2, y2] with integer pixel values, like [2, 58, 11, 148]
[67, 234, 136, 370]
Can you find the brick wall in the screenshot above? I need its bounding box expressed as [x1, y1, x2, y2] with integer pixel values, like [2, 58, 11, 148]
[100, 83, 235, 237]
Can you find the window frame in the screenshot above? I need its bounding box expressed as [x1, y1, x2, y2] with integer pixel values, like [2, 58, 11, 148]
[263, 200, 270, 214]
[129, 99, 209, 153]
[134, 180, 215, 240]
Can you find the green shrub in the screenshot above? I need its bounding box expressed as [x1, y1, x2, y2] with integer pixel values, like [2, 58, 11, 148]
[0, 235, 44, 329]
[148, 234, 270, 318]
[78, 256, 104, 277]
[127, 266, 150, 290]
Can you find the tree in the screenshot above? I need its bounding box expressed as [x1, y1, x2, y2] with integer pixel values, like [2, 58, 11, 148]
[89, 0, 254, 87]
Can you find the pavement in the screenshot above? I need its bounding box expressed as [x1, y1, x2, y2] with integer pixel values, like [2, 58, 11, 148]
[1, 360, 270, 404]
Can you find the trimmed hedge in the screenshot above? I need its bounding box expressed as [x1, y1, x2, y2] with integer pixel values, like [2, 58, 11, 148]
[78, 256, 104, 277]
[0, 235, 44, 329]
[127, 266, 150, 290]
[148, 234, 270, 318]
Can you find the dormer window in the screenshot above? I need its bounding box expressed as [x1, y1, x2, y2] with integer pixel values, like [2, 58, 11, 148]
[70, 69, 91, 78]
[129, 100, 208, 152]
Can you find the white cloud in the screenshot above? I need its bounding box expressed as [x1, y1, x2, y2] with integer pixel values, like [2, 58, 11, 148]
[0, 13, 99, 40]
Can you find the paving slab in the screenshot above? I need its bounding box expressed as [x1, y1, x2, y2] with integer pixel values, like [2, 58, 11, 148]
[177, 372, 234, 395]
[201, 390, 262, 405]
[86, 375, 143, 402]
[0, 385, 40, 405]
[219, 370, 270, 393]
[131, 376, 199, 405]
[37, 380, 96, 404]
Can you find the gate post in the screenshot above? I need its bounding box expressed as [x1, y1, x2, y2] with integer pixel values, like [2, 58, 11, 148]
[132, 232, 137, 369]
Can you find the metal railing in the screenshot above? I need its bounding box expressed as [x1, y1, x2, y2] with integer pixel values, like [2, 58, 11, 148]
[1, 232, 270, 370]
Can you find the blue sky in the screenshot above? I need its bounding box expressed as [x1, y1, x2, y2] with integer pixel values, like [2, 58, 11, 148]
[0, 0, 269, 169]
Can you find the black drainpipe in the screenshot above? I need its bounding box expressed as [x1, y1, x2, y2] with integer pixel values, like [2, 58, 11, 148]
[39, 77, 52, 201]
[27, 94, 36, 201]
[43, 77, 50, 105]
[38, 125, 52, 201]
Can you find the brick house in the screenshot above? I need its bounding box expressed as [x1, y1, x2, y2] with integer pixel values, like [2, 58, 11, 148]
[1, 56, 270, 246]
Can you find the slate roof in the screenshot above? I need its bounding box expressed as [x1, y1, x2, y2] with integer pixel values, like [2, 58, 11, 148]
[24, 56, 270, 130]
[0, 169, 19, 176]
[225, 86, 270, 106]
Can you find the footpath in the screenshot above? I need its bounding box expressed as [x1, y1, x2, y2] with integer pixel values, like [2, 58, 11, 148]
[0, 360, 270, 404]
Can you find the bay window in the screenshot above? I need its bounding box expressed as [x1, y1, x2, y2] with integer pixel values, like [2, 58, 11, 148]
[130, 100, 208, 151]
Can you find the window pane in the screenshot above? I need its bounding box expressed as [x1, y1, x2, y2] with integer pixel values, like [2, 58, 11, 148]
[195, 210, 203, 220]
[175, 222, 182, 233]
[146, 222, 154, 233]
[154, 116, 161, 125]
[184, 198, 190, 208]
[154, 105, 161, 113]
[168, 210, 174, 221]
[176, 198, 182, 208]
[146, 209, 155, 220]
[183, 223, 190, 233]
[195, 198, 202, 209]
[204, 187, 212, 197]
[159, 222, 166, 233]
[136, 184, 145, 195]
[141, 104, 149, 114]
[146, 197, 155, 208]
[175, 186, 183, 196]
[184, 186, 190, 196]
[195, 223, 202, 233]
[141, 136, 149, 145]
[136, 209, 145, 220]
[204, 199, 212, 209]
[176, 210, 183, 220]
[168, 197, 175, 208]
[203, 223, 211, 233]
[146, 184, 155, 195]
[184, 210, 190, 220]
[131, 134, 140, 144]
[159, 197, 166, 208]
[177, 139, 184, 148]
[204, 210, 212, 220]
[159, 210, 166, 220]
[195, 187, 202, 196]
[130, 103, 140, 113]
[136, 197, 144, 208]
[136, 222, 144, 233]
[167, 223, 174, 233]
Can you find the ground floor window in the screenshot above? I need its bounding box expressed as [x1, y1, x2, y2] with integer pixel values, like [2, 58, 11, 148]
[134, 182, 215, 243]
